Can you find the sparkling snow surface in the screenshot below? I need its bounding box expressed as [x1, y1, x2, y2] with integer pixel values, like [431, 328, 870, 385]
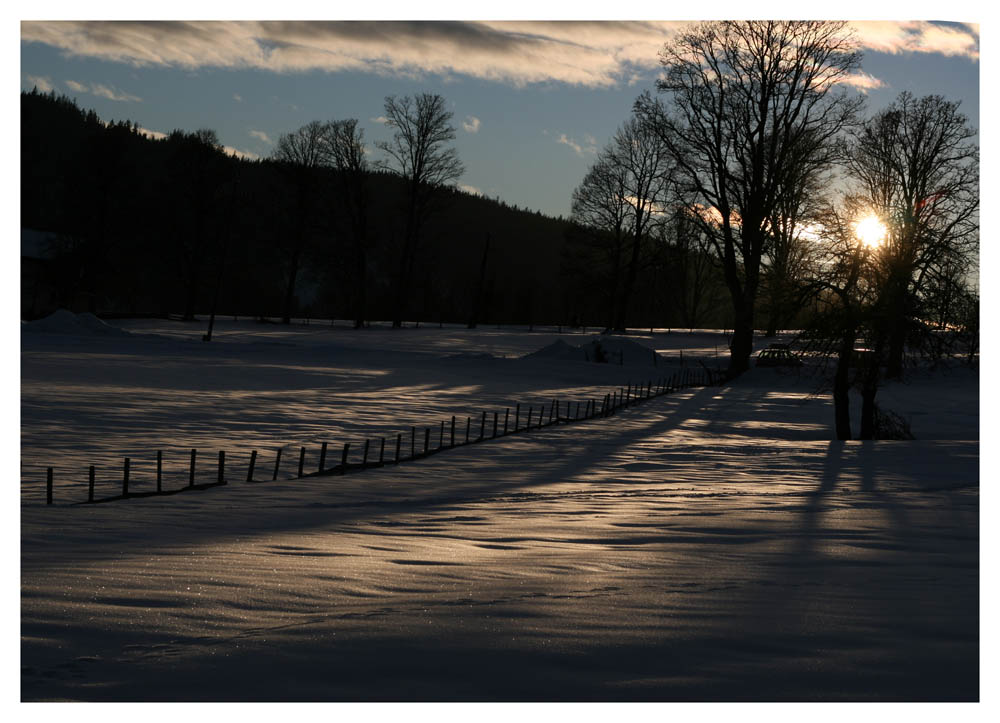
[21, 320, 978, 701]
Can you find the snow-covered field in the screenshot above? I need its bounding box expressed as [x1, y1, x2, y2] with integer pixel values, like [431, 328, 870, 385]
[20, 317, 979, 701]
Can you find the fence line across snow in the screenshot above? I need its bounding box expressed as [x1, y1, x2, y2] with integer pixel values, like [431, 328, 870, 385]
[40, 366, 727, 507]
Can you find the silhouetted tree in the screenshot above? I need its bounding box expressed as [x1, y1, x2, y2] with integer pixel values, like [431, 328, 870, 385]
[376, 93, 464, 327]
[845, 92, 979, 378]
[636, 20, 863, 375]
[319, 118, 371, 328]
[164, 129, 231, 320]
[272, 120, 327, 323]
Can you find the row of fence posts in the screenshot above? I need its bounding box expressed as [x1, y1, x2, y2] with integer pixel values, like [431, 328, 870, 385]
[43, 366, 722, 505]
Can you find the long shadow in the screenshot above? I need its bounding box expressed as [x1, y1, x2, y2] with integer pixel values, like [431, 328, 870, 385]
[24, 383, 723, 562]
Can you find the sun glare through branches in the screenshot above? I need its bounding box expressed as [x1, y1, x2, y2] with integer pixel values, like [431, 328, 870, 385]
[853, 214, 888, 248]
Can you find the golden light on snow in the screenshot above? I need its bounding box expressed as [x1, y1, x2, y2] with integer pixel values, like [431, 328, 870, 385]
[853, 214, 888, 248]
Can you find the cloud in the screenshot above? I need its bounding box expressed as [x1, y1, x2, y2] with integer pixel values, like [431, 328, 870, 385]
[26, 75, 53, 92]
[556, 133, 597, 157]
[137, 126, 167, 140]
[458, 184, 483, 196]
[462, 115, 481, 134]
[249, 129, 272, 144]
[22, 21, 976, 92]
[838, 71, 888, 94]
[233, 93, 243, 102]
[851, 21, 979, 61]
[65, 78, 141, 102]
[223, 146, 259, 160]
[369, 115, 389, 124]
[21, 20, 692, 88]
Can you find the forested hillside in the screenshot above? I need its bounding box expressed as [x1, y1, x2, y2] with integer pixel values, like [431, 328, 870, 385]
[21, 89, 730, 329]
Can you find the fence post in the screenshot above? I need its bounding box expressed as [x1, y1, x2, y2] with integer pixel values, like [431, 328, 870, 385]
[527, 406, 533, 429]
[492, 412, 498, 438]
[46, 467, 52, 505]
[156, 450, 162, 492]
[379, 438, 385, 465]
[451, 416, 456, 447]
[439, 421, 445, 449]
[504, 408, 509, 435]
[273, 448, 282, 480]
[480, 411, 486, 441]
[297, 447, 305, 478]
[424, 427, 430, 455]
[396, 434, 402, 463]
[190, 449, 197, 487]
[319, 442, 328, 473]
[247, 450, 257, 482]
[88, 465, 95, 503]
[411, 427, 416, 458]
[515, 403, 520, 431]
[363, 439, 370, 467]
[217, 451, 225, 484]
[341, 443, 350, 473]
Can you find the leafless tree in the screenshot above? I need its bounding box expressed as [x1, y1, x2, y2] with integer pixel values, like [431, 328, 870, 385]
[376, 93, 464, 327]
[570, 115, 671, 332]
[845, 92, 979, 378]
[570, 155, 630, 331]
[319, 119, 371, 328]
[272, 120, 327, 324]
[636, 20, 863, 375]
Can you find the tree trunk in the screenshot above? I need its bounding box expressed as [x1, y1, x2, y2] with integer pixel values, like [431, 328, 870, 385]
[885, 322, 906, 379]
[353, 245, 367, 329]
[728, 301, 755, 376]
[834, 327, 855, 440]
[281, 250, 301, 325]
[615, 226, 643, 333]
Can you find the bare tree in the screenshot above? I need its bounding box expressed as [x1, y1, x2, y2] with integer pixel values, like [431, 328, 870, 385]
[762, 139, 828, 336]
[807, 198, 879, 439]
[845, 92, 979, 378]
[376, 93, 464, 327]
[571, 116, 671, 332]
[570, 155, 630, 331]
[272, 120, 327, 324]
[636, 20, 863, 375]
[319, 119, 371, 328]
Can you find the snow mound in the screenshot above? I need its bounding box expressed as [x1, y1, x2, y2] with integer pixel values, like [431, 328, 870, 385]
[22, 310, 131, 337]
[523, 336, 664, 366]
[522, 339, 580, 361]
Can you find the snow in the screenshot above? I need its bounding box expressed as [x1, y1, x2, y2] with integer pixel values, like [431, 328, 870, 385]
[19, 319, 979, 701]
[22, 308, 131, 336]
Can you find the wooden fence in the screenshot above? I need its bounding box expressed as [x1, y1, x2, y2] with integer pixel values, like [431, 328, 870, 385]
[41, 367, 726, 506]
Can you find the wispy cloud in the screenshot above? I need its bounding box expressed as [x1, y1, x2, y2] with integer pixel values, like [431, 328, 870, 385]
[137, 126, 167, 140]
[851, 21, 979, 61]
[21, 20, 692, 88]
[369, 115, 389, 124]
[26, 75, 54, 92]
[233, 93, 243, 102]
[556, 133, 597, 157]
[22, 21, 977, 92]
[839, 71, 888, 94]
[65, 78, 142, 102]
[458, 184, 483, 196]
[223, 145, 259, 160]
[462, 115, 481, 133]
[249, 129, 272, 144]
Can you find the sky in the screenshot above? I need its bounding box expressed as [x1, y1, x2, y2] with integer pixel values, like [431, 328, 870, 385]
[17, 5, 981, 220]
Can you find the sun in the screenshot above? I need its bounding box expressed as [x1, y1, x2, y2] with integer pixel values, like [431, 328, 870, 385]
[854, 214, 887, 248]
